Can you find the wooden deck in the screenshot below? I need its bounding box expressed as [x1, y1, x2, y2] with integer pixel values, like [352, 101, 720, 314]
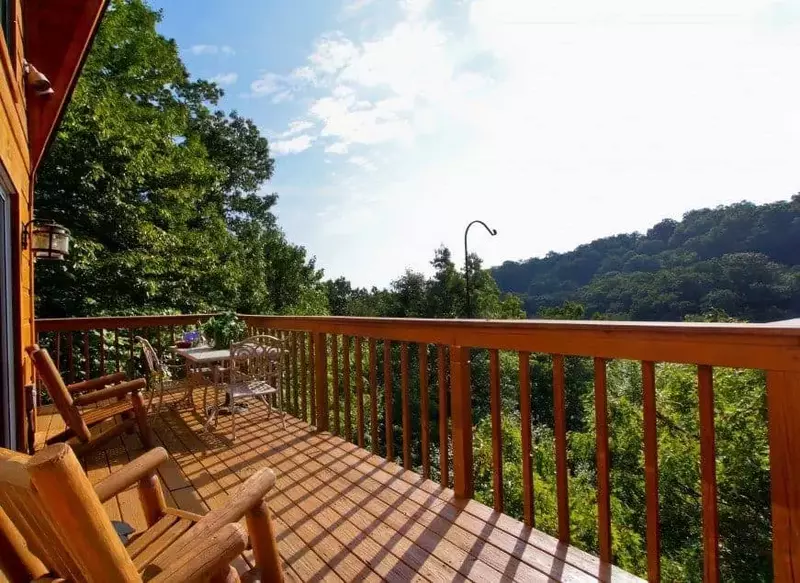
[36, 394, 640, 582]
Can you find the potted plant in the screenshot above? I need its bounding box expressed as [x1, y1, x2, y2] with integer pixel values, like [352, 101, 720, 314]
[201, 312, 246, 349]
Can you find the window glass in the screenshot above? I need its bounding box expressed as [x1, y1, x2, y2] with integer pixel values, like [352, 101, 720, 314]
[0, 0, 10, 53]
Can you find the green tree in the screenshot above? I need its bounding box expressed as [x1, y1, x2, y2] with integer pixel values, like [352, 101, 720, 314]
[34, 0, 322, 319]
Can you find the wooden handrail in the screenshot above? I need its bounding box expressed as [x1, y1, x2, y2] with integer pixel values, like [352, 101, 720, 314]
[36, 314, 218, 332]
[239, 314, 800, 371]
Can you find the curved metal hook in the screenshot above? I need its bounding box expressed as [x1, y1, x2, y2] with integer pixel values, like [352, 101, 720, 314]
[464, 220, 498, 318]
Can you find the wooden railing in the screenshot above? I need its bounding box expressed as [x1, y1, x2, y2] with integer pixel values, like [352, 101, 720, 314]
[34, 314, 800, 581]
[34, 314, 216, 383]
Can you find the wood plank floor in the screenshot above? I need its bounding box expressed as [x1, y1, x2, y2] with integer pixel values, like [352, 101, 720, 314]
[36, 394, 641, 582]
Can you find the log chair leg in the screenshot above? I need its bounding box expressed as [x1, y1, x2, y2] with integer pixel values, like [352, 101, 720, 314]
[137, 472, 167, 527]
[118, 394, 135, 433]
[245, 502, 283, 583]
[210, 565, 240, 583]
[131, 391, 154, 449]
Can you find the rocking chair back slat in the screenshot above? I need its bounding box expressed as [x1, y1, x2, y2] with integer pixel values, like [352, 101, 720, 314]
[27, 345, 92, 442]
[0, 448, 100, 581]
[0, 444, 141, 582]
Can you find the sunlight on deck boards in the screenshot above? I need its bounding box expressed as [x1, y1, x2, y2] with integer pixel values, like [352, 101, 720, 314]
[36, 394, 640, 582]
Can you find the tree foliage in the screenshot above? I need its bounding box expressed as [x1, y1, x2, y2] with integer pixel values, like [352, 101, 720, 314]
[34, 0, 323, 318]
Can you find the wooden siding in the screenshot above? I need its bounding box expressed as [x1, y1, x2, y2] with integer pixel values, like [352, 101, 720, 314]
[0, 0, 109, 451]
[24, 0, 109, 173]
[0, 0, 33, 452]
[36, 394, 642, 582]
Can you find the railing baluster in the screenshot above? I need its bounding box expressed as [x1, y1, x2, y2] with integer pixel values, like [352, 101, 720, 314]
[384, 340, 393, 462]
[83, 330, 90, 380]
[450, 345, 472, 498]
[309, 334, 316, 425]
[291, 332, 298, 416]
[594, 357, 612, 564]
[553, 354, 570, 543]
[369, 338, 378, 454]
[156, 326, 163, 360]
[55, 333, 61, 375]
[642, 360, 661, 582]
[401, 341, 410, 470]
[99, 329, 105, 375]
[128, 328, 134, 376]
[419, 343, 430, 480]
[437, 344, 448, 489]
[67, 333, 74, 384]
[766, 370, 800, 582]
[698, 365, 720, 582]
[313, 332, 328, 432]
[283, 331, 291, 415]
[519, 351, 534, 527]
[343, 335, 351, 443]
[114, 329, 120, 372]
[489, 348, 503, 513]
[300, 333, 307, 423]
[331, 334, 340, 435]
[355, 337, 365, 448]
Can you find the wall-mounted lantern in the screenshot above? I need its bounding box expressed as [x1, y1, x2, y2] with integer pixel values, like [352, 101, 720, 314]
[21, 220, 71, 260]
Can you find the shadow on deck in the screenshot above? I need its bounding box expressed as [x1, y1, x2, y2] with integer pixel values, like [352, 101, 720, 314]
[36, 394, 640, 582]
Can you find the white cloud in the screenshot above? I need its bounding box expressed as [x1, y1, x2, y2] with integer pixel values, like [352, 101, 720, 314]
[272, 135, 316, 156]
[250, 73, 284, 95]
[275, 120, 315, 139]
[189, 44, 235, 56]
[308, 34, 360, 76]
[249, 68, 316, 100]
[325, 142, 349, 154]
[342, 0, 377, 15]
[348, 156, 377, 171]
[295, 13, 485, 152]
[401, 0, 432, 19]
[210, 72, 238, 86]
[271, 0, 800, 288]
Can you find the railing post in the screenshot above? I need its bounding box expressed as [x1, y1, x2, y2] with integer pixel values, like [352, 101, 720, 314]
[767, 370, 800, 581]
[450, 345, 473, 499]
[313, 332, 329, 432]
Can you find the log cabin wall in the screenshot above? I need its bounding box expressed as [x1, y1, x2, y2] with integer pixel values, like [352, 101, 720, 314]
[0, 0, 33, 451]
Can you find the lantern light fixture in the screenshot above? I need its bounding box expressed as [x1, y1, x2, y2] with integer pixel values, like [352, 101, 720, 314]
[21, 220, 71, 260]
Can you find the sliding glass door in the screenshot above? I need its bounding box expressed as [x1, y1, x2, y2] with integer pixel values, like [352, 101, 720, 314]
[0, 185, 15, 449]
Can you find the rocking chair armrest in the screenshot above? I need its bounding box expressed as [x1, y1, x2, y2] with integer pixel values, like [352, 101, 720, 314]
[73, 378, 147, 406]
[67, 372, 128, 394]
[165, 468, 276, 553]
[148, 522, 248, 583]
[94, 446, 169, 502]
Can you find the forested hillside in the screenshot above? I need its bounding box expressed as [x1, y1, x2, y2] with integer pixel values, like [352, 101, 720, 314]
[492, 197, 800, 321]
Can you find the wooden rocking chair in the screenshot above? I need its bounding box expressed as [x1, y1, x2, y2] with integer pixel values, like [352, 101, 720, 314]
[27, 345, 154, 455]
[0, 443, 283, 582]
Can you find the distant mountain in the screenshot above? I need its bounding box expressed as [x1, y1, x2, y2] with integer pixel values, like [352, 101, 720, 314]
[491, 196, 800, 322]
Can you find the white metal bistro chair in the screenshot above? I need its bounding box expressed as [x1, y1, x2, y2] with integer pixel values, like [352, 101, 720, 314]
[205, 335, 285, 440]
[136, 336, 195, 413]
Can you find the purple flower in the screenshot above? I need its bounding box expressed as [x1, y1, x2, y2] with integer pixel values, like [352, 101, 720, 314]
[183, 330, 200, 342]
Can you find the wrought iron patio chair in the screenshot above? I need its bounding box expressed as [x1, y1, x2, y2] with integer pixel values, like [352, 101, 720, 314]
[205, 335, 285, 441]
[135, 336, 197, 413]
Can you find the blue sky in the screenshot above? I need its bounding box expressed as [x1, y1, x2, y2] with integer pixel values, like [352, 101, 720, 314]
[151, 0, 800, 287]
